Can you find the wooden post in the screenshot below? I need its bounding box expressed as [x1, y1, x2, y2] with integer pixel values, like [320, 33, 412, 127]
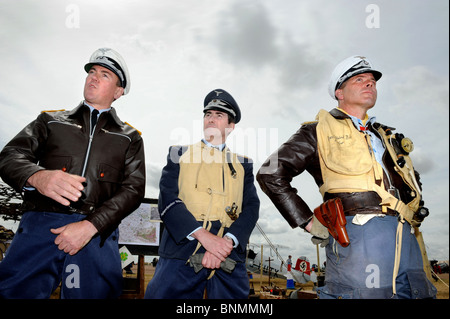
[120, 254, 145, 299]
[137, 255, 145, 297]
[265, 257, 273, 287]
[316, 244, 321, 276]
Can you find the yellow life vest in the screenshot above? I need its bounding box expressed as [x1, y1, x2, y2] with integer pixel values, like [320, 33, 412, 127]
[315, 109, 420, 226]
[178, 141, 244, 229]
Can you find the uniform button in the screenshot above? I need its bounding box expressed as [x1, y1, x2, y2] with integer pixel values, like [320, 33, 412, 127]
[207, 188, 212, 194]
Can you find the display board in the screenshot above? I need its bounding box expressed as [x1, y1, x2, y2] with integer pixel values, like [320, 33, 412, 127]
[118, 198, 163, 255]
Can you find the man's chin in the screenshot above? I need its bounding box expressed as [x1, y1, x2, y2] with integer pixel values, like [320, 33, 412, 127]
[204, 128, 223, 140]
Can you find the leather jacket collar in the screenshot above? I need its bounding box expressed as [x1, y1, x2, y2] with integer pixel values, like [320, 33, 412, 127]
[68, 102, 124, 128]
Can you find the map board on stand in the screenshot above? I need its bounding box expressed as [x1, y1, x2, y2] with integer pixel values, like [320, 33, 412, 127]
[118, 198, 163, 256]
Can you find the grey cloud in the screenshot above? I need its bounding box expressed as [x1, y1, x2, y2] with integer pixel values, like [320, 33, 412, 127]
[276, 38, 329, 90]
[145, 162, 164, 198]
[208, 1, 329, 91]
[411, 150, 437, 175]
[391, 66, 449, 111]
[214, 1, 279, 68]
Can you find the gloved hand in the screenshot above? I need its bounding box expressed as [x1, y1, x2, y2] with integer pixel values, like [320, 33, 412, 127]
[309, 215, 329, 239]
[189, 253, 237, 274]
[311, 235, 330, 247]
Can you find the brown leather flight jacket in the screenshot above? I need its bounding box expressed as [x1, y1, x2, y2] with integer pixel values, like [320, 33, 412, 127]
[0, 103, 146, 237]
[256, 108, 421, 229]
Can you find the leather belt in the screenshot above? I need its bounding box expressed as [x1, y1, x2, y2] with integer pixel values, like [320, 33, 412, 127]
[323, 192, 397, 217]
[22, 190, 93, 215]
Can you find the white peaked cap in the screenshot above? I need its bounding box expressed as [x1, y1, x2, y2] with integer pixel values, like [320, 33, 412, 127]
[84, 48, 131, 95]
[328, 55, 382, 100]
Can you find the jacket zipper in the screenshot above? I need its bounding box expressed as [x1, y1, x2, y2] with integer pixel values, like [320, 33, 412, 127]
[80, 126, 132, 177]
[80, 119, 97, 177]
[47, 120, 82, 129]
[48, 119, 93, 177]
[101, 128, 131, 142]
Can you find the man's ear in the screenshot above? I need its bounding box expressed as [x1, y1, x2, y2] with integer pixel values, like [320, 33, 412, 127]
[335, 89, 344, 100]
[114, 87, 125, 100]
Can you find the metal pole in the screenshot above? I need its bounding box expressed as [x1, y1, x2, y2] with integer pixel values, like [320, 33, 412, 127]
[260, 245, 263, 291]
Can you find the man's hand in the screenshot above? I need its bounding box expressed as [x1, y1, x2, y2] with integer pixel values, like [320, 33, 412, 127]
[191, 228, 233, 262]
[305, 216, 329, 239]
[51, 220, 98, 255]
[201, 236, 234, 269]
[201, 251, 222, 269]
[27, 170, 86, 206]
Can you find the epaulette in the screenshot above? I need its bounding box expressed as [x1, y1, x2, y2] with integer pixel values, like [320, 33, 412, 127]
[236, 152, 250, 159]
[40, 109, 65, 114]
[168, 144, 189, 161]
[301, 120, 318, 126]
[169, 145, 186, 153]
[235, 153, 253, 163]
[125, 121, 142, 135]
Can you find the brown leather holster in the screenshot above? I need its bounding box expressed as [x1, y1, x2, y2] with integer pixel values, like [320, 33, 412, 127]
[314, 198, 350, 247]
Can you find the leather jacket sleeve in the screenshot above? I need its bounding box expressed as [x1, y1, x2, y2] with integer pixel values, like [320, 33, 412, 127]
[0, 105, 146, 237]
[256, 122, 322, 228]
[0, 113, 49, 192]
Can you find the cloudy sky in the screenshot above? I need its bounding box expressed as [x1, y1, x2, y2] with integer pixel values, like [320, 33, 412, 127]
[0, 0, 448, 264]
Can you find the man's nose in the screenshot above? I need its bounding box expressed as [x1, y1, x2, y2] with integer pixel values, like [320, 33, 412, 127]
[365, 79, 375, 87]
[89, 73, 99, 82]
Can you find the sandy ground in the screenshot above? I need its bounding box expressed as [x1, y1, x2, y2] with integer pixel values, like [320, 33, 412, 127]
[130, 263, 315, 299]
[122, 263, 449, 299]
[48, 262, 448, 299]
[47, 264, 449, 299]
[431, 272, 449, 299]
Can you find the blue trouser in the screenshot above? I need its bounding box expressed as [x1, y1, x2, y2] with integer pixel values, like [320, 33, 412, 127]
[317, 215, 437, 299]
[145, 257, 250, 299]
[0, 211, 122, 299]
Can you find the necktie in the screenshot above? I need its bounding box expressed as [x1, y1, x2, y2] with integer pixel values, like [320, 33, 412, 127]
[91, 109, 99, 134]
